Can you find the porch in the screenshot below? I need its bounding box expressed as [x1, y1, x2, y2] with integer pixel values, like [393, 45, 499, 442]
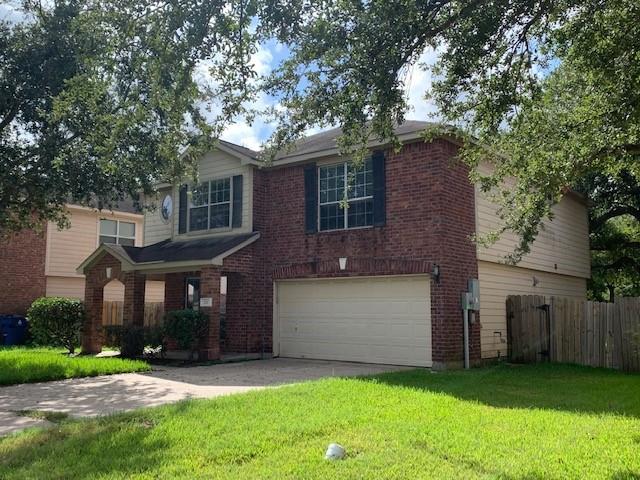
[77, 233, 264, 360]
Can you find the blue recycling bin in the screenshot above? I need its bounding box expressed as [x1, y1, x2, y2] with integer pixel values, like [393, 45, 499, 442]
[0, 315, 28, 346]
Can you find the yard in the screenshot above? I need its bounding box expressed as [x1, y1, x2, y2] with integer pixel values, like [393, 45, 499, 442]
[0, 348, 149, 385]
[1, 363, 639, 479]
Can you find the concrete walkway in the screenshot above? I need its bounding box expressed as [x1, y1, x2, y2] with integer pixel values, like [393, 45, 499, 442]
[0, 358, 405, 436]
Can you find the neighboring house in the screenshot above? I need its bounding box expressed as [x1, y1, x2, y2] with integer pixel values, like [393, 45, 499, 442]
[0, 203, 164, 316]
[78, 121, 590, 368]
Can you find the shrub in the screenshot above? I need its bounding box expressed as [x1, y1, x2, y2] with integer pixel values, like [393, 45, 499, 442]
[27, 297, 84, 354]
[163, 309, 208, 359]
[103, 324, 165, 358]
[119, 325, 145, 359]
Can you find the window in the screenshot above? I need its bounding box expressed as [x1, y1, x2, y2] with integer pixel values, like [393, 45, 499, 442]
[99, 219, 136, 246]
[188, 178, 231, 232]
[319, 159, 373, 231]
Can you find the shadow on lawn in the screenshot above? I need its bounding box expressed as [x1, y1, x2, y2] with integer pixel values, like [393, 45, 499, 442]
[367, 362, 640, 418]
[0, 403, 199, 479]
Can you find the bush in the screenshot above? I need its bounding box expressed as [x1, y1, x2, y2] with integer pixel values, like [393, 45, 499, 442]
[27, 297, 84, 354]
[119, 325, 145, 359]
[163, 309, 208, 359]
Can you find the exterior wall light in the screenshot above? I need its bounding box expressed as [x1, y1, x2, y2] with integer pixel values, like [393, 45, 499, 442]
[339, 257, 347, 271]
[431, 264, 440, 284]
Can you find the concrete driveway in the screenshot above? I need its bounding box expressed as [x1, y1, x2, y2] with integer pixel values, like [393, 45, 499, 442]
[0, 358, 406, 436]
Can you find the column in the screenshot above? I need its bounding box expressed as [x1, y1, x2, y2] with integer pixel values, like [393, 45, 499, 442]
[199, 266, 221, 360]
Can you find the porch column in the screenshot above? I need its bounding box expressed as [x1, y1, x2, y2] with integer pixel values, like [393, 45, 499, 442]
[123, 272, 145, 328]
[82, 279, 104, 354]
[199, 265, 221, 360]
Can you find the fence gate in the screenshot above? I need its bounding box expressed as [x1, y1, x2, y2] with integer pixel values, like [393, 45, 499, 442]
[506, 295, 640, 372]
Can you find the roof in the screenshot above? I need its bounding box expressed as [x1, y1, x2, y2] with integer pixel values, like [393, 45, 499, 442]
[218, 140, 259, 160]
[120, 232, 259, 264]
[68, 197, 142, 215]
[274, 121, 436, 161]
[77, 232, 260, 274]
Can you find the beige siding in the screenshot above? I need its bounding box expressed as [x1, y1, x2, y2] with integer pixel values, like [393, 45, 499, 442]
[46, 276, 85, 299]
[143, 187, 173, 246]
[46, 206, 144, 278]
[46, 276, 164, 304]
[104, 279, 125, 301]
[170, 150, 254, 240]
[145, 281, 165, 302]
[475, 162, 591, 279]
[478, 261, 587, 359]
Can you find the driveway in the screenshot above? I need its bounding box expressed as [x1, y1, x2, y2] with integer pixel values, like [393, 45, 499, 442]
[0, 358, 406, 436]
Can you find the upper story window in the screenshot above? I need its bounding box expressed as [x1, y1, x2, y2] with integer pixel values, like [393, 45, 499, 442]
[319, 159, 373, 231]
[189, 177, 232, 232]
[100, 219, 136, 246]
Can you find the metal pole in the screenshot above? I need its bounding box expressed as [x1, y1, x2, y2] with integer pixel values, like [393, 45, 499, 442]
[463, 306, 470, 369]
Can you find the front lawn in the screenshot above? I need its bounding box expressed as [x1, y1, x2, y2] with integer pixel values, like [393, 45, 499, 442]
[0, 348, 149, 385]
[1, 363, 639, 479]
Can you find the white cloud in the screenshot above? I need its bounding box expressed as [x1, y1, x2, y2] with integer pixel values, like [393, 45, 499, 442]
[404, 47, 440, 121]
[221, 121, 265, 151]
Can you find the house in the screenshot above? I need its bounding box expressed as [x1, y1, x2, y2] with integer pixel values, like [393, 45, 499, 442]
[0, 202, 164, 316]
[77, 121, 590, 368]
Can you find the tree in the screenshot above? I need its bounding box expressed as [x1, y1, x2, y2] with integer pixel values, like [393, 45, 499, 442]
[261, 0, 639, 266]
[580, 171, 640, 301]
[1, 0, 259, 232]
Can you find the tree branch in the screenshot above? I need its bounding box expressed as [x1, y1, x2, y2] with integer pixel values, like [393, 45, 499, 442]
[591, 206, 640, 230]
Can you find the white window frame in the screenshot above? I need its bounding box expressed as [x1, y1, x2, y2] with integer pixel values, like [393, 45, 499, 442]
[187, 177, 233, 233]
[318, 161, 373, 231]
[99, 219, 136, 246]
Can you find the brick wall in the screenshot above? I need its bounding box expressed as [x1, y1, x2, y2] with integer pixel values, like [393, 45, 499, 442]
[257, 139, 481, 367]
[0, 227, 47, 315]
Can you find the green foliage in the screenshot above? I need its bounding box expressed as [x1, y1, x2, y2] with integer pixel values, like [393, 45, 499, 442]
[0, 347, 148, 385]
[102, 324, 164, 356]
[1, 0, 259, 232]
[118, 326, 145, 359]
[1, 364, 639, 478]
[163, 309, 208, 357]
[27, 297, 84, 354]
[261, 0, 640, 280]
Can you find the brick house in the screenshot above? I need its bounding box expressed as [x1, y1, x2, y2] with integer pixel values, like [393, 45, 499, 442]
[78, 121, 590, 368]
[0, 202, 164, 316]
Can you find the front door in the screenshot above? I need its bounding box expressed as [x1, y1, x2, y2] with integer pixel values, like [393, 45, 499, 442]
[185, 277, 201, 310]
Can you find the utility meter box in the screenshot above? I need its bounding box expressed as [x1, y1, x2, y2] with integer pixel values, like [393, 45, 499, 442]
[467, 278, 480, 311]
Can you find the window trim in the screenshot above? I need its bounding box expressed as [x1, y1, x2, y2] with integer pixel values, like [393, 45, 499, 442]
[187, 176, 233, 233]
[317, 161, 374, 232]
[99, 219, 136, 246]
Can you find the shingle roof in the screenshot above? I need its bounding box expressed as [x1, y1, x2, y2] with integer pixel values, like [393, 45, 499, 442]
[218, 140, 259, 159]
[119, 232, 259, 264]
[274, 120, 435, 160]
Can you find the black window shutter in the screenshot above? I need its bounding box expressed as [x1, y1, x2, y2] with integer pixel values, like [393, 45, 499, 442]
[372, 150, 386, 227]
[304, 164, 318, 233]
[232, 175, 243, 228]
[178, 184, 188, 234]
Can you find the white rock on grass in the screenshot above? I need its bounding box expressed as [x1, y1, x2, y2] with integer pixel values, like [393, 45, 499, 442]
[325, 443, 346, 460]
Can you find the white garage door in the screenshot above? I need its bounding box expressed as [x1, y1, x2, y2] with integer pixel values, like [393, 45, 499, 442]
[275, 276, 432, 366]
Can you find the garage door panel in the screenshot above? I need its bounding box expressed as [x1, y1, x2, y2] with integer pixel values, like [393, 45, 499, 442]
[276, 276, 432, 367]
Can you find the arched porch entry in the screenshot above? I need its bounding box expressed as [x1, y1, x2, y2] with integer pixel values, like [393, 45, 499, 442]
[82, 253, 145, 354]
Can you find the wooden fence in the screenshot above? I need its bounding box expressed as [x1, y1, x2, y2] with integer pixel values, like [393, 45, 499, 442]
[507, 295, 640, 372]
[102, 301, 165, 328]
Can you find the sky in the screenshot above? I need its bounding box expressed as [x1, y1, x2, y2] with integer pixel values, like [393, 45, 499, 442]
[1, 2, 440, 152]
[218, 44, 440, 151]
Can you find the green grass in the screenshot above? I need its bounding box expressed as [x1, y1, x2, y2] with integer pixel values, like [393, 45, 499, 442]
[0, 347, 150, 385]
[1, 363, 639, 479]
